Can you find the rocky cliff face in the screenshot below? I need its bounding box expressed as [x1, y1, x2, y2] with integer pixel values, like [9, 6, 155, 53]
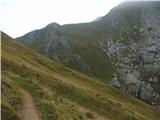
[17, 1, 160, 106]
[99, 1, 160, 106]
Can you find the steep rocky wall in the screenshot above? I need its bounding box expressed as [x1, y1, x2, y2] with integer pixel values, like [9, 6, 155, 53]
[99, 1, 160, 106]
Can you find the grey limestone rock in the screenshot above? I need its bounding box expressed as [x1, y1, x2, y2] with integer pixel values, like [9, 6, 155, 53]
[100, 1, 160, 106]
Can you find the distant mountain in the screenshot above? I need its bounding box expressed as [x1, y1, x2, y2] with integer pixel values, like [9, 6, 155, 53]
[16, 21, 114, 82]
[17, 1, 160, 106]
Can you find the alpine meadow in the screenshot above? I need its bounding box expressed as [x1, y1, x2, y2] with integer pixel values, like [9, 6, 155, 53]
[1, 1, 160, 120]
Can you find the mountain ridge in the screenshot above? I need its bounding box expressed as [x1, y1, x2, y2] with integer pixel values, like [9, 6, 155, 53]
[17, 1, 160, 106]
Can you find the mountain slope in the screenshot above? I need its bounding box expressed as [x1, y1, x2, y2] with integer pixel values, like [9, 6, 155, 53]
[17, 1, 160, 106]
[2, 32, 160, 120]
[16, 22, 113, 81]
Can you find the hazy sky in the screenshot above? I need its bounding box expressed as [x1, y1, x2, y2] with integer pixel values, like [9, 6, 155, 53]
[1, 0, 124, 37]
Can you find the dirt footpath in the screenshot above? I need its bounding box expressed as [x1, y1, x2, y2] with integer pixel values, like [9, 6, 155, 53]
[20, 89, 41, 120]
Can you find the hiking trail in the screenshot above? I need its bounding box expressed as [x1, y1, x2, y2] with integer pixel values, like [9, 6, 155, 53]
[20, 89, 41, 120]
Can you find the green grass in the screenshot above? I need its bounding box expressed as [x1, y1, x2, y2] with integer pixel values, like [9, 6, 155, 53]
[1, 74, 22, 120]
[2, 32, 160, 120]
[60, 22, 114, 81]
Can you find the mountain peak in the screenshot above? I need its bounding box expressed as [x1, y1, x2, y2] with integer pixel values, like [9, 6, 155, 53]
[45, 22, 60, 29]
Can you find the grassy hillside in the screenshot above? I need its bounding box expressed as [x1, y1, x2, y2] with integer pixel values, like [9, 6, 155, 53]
[61, 21, 114, 81]
[2, 32, 160, 120]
